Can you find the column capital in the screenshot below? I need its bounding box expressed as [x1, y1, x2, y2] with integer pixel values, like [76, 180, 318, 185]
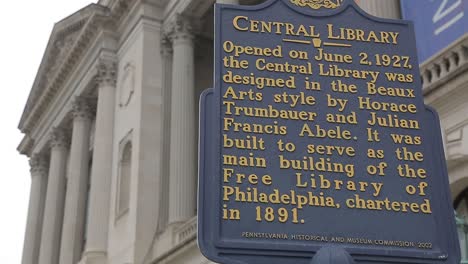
[29, 154, 49, 175]
[169, 15, 195, 44]
[96, 59, 117, 87]
[49, 127, 70, 149]
[161, 37, 173, 57]
[72, 96, 95, 120]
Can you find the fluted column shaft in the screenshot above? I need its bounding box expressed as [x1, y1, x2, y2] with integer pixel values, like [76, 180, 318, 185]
[168, 17, 196, 224]
[83, 59, 117, 263]
[22, 154, 48, 264]
[60, 97, 93, 264]
[358, 0, 401, 19]
[157, 39, 173, 232]
[38, 128, 69, 264]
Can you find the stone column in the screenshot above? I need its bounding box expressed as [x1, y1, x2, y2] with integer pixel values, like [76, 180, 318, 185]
[22, 154, 48, 264]
[157, 37, 173, 232]
[168, 16, 196, 224]
[38, 128, 70, 264]
[82, 59, 117, 264]
[59, 97, 93, 264]
[216, 0, 239, 4]
[358, 0, 401, 19]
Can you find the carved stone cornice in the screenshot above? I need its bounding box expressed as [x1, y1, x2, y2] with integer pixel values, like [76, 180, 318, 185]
[49, 127, 70, 149]
[96, 59, 117, 87]
[72, 96, 95, 120]
[110, 0, 137, 23]
[29, 154, 49, 175]
[167, 0, 214, 22]
[18, 135, 35, 157]
[422, 34, 468, 102]
[19, 5, 112, 134]
[20, 14, 89, 128]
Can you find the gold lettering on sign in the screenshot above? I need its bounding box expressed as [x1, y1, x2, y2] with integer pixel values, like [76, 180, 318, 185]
[218, 0, 433, 243]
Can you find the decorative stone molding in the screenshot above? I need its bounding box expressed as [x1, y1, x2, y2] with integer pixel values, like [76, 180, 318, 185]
[21, 17, 87, 127]
[115, 132, 133, 219]
[173, 216, 197, 245]
[97, 59, 117, 87]
[18, 135, 35, 157]
[446, 124, 468, 169]
[422, 35, 468, 96]
[72, 96, 95, 120]
[160, 36, 173, 57]
[49, 127, 70, 149]
[168, 14, 195, 44]
[151, 217, 198, 263]
[48, 33, 80, 81]
[29, 154, 49, 175]
[119, 62, 135, 107]
[110, 0, 136, 23]
[174, 14, 193, 35]
[173, 0, 215, 20]
[19, 5, 114, 135]
[18, 1, 138, 140]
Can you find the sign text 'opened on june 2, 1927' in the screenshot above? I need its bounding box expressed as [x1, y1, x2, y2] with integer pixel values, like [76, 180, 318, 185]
[198, 0, 460, 263]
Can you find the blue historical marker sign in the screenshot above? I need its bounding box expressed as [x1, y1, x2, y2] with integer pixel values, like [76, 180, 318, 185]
[198, 0, 460, 263]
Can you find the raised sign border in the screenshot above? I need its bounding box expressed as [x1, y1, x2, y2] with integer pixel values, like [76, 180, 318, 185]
[198, 0, 461, 263]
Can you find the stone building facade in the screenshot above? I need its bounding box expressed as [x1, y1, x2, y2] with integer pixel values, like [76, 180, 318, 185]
[17, 0, 468, 264]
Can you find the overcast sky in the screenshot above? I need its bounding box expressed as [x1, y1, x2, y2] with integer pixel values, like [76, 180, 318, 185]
[0, 1, 95, 262]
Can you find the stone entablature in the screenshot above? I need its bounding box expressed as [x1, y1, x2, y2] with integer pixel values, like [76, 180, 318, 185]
[19, 4, 108, 134]
[446, 124, 468, 168]
[163, 0, 213, 36]
[421, 34, 468, 170]
[18, 135, 34, 156]
[422, 34, 468, 99]
[18, 0, 136, 155]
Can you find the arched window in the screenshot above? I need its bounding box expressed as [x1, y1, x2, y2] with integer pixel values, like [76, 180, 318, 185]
[116, 141, 132, 217]
[455, 188, 468, 218]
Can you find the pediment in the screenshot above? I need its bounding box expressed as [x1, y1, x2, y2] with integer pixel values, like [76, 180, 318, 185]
[19, 4, 109, 131]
